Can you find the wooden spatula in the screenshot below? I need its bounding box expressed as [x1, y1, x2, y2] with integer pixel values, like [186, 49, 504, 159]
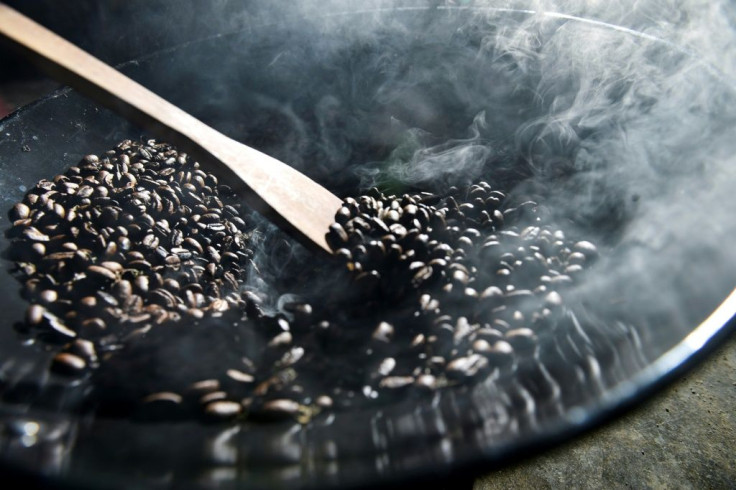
[0, 3, 342, 253]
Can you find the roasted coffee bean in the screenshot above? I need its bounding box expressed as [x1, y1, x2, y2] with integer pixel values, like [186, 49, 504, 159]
[261, 399, 300, 418]
[39, 289, 58, 304]
[200, 391, 228, 405]
[446, 354, 488, 378]
[379, 376, 414, 389]
[573, 240, 598, 259]
[142, 392, 183, 404]
[505, 328, 538, 354]
[86, 265, 117, 282]
[51, 352, 86, 375]
[203, 400, 242, 419]
[26, 304, 46, 325]
[71, 339, 98, 364]
[46, 315, 77, 339]
[226, 369, 254, 383]
[415, 374, 438, 390]
[188, 379, 221, 393]
[372, 321, 394, 342]
[11, 202, 31, 220]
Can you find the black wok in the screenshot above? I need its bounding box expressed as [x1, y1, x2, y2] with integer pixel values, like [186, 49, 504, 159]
[0, 5, 734, 489]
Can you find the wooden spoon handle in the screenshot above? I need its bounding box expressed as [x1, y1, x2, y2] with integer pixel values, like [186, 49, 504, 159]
[0, 3, 342, 253]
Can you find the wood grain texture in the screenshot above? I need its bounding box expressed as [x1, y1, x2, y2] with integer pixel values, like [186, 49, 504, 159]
[0, 3, 342, 253]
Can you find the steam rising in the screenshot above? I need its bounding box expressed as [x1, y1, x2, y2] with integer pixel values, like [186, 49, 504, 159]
[238, 0, 736, 352]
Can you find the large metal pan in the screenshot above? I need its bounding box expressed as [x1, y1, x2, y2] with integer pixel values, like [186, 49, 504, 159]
[0, 5, 734, 489]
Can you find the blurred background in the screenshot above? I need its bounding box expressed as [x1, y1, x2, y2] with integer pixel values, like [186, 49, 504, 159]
[0, 1, 734, 488]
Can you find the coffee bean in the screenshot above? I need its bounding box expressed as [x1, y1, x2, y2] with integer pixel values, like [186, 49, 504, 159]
[23, 227, 50, 242]
[505, 328, 538, 354]
[142, 392, 182, 404]
[268, 331, 293, 347]
[39, 289, 58, 304]
[446, 354, 488, 378]
[226, 369, 254, 383]
[379, 376, 414, 389]
[316, 395, 333, 408]
[261, 399, 300, 417]
[87, 265, 117, 282]
[26, 304, 45, 325]
[71, 339, 98, 364]
[573, 240, 598, 259]
[46, 315, 77, 339]
[372, 322, 394, 342]
[51, 352, 86, 375]
[200, 391, 228, 405]
[378, 357, 396, 376]
[188, 379, 221, 393]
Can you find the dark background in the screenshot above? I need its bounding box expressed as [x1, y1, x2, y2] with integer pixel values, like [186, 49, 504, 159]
[0, 0, 271, 116]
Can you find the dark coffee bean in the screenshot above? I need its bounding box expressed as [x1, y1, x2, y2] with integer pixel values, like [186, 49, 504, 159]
[182, 237, 203, 254]
[268, 331, 292, 347]
[134, 275, 150, 294]
[26, 304, 45, 325]
[573, 241, 598, 259]
[188, 379, 221, 393]
[142, 392, 183, 404]
[544, 291, 563, 308]
[71, 339, 98, 364]
[377, 357, 397, 376]
[200, 391, 228, 405]
[505, 328, 537, 354]
[316, 395, 333, 408]
[128, 260, 152, 271]
[39, 289, 58, 303]
[81, 317, 106, 331]
[23, 227, 50, 242]
[446, 354, 488, 378]
[372, 321, 394, 342]
[326, 223, 349, 249]
[51, 352, 87, 375]
[261, 399, 299, 418]
[565, 264, 584, 276]
[46, 314, 77, 338]
[415, 374, 438, 390]
[226, 369, 254, 383]
[549, 274, 573, 286]
[472, 339, 492, 352]
[31, 242, 46, 257]
[142, 234, 159, 249]
[150, 289, 176, 308]
[79, 296, 97, 310]
[100, 261, 123, 273]
[87, 264, 117, 282]
[11, 202, 31, 220]
[379, 376, 414, 389]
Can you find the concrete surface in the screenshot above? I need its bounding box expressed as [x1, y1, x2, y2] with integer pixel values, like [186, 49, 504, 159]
[473, 332, 736, 490]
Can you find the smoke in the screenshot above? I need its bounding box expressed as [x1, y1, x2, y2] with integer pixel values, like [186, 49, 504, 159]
[219, 0, 736, 359]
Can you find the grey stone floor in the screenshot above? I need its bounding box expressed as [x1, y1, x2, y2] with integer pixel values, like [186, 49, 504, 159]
[473, 331, 736, 489]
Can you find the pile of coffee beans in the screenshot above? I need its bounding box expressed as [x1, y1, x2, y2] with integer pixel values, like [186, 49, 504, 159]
[324, 183, 598, 394]
[5, 140, 600, 423]
[6, 139, 258, 375]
